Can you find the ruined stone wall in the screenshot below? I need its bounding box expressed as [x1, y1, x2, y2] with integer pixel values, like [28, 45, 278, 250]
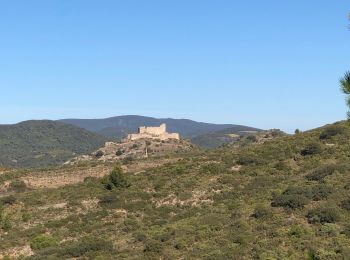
[139, 124, 166, 135]
[127, 124, 180, 141]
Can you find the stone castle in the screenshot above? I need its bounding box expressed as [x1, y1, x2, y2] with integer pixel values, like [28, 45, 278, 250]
[127, 123, 180, 141]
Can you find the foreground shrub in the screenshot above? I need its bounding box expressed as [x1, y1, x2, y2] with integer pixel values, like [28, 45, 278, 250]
[310, 184, 334, 201]
[341, 199, 350, 211]
[1, 195, 16, 205]
[305, 164, 341, 181]
[144, 239, 163, 254]
[30, 235, 59, 251]
[272, 193, 309, 209]
[9, 180, 27, 192]
[306, 207, 340, 224]
[272, 187, 310, 209]
[252, 205, 272, 219]
[59, 237, 114, 257]
[301, 142, 322, 156]
[237, 152, 263, 165]
[102, 165, 130, 190]
[95, 150, 104, 157]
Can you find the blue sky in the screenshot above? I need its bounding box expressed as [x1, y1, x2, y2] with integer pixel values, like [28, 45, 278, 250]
[0, 1, 349, 132]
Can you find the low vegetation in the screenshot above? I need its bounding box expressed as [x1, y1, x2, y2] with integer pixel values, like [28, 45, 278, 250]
[1, 121, 350, 259]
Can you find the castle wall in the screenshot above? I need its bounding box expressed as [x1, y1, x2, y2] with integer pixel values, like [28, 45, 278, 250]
[139, 124, 166, 135]
[128, 124, 180, 141]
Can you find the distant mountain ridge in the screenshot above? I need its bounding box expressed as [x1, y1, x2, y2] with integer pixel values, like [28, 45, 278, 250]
[59, 115, 262, 140]
[0, 120, 107, 168]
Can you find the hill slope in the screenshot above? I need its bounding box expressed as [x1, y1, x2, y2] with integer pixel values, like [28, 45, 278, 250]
[1, 121, 350, 259]
[191, 125, 264, 148]
[0, 120, 108, 168]
[59, 115, 261, 140]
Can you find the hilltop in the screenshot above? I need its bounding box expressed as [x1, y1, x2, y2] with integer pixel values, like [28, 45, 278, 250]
[59, 115, 262, 140]
[66, 138, 196, 165]
[0, 120, 108, 168]
[1, 121, 350, 258]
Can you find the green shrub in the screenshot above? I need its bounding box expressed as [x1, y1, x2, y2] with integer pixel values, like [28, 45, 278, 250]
[305, 164, 340, 181]
[271, 188, 309, 210]
[1, 195, 16, 205]
[9, 180, 27, 192]
[98, 193, 124, 209]
[30, 235, 59, 251]
[237, 153, 263, 165]
[288, 225, 305, 237]
[95, 150, 104, 157]
[115, 149, 124, 156]
[123, 218, 139, 232]
[306, 207, 340, 224]
[310, 184, 334, 201]
[59, 237, 114, 257]
[246, 135, 258, 142]
[252, 204, 272, 219]
[342, 224, 350, 238]
[341, 199, 350, 211]
[102, 165, 130, 190]
[1, 215, 11, 231]
[122, 156, 133, 165]
[84, 176, 98, 183]
[144, 239, 163, 254]
[319, 125, 345, 140]
[301, 142, 322, 156]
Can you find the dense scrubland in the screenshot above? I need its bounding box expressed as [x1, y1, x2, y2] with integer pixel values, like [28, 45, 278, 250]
[1, 121, 350, 259]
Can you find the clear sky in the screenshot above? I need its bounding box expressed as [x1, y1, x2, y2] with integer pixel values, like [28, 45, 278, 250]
[1, 1, 349, 133]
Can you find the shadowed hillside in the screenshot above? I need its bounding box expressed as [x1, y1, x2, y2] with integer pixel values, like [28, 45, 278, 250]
[0, 120, 108, 168]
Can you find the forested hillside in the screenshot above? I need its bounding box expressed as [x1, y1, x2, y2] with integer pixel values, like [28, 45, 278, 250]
[0, 120, 107, 168]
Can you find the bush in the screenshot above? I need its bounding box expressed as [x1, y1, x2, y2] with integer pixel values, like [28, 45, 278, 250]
[301, 142, 322, 156]
[341, 199, 350, 211]
[115, 149, 124, 156]
[342, 224, 350, 238]
[272, 194, 309, 209]
[144, 240, 163, 254]
[288, 225, 304, 237]
[1, 195, 16, 205]
[59, 237, 114, 257]
[310, 184, 333, 201]
[102, 165, 130, 190]
[252, 205, 271, 219]
[109, 165, 130, 188]
[95, 150, 104, 157]
[306, 207, 340, 224]
[319, 125, 345, 140]
[271, 187, 310, 209]
[305, 164, 341, 181]
[30, 235, 59, 251]
[237, 152, 263, 165]
[9, 180, 27, 192]
[246, 135, 258, 142]
[1, 215, 11, 231]
[122, 156, 133, 165]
